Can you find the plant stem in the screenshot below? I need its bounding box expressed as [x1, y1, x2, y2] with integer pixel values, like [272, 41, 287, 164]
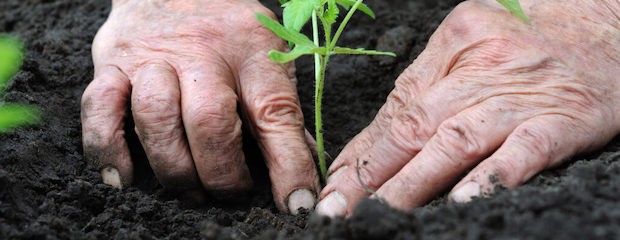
[329, 0, 363, 50]
[312, 11, 321, 78]
[315, 54, 329, 182]
[312, 1, 365, 182]
[313, 9, 329, 181]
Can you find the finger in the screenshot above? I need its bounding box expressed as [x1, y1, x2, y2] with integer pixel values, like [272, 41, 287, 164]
[81, 66, 133, 188]
[238, 42, 320, 214]
[448, 114, 603, 202]
[131, 60, 202, 193]
[318, 73, 487, 217]
[317, 28, 472, 217]
[326, 34, 456, 178]
[373, 98, 533, 210]
[178, 60, 253, 194]
[321, 0, 520, 192]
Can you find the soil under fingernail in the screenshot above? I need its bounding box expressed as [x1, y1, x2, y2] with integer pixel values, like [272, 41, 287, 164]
[288, 189, 316, 215]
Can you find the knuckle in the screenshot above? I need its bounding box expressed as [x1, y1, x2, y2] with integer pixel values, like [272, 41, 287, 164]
[553, 82, 609, 118]
[253, 93, 304, 132]
[81, 79, 127, 117]
[452, 38, 518, 71]
[512, 125, 552, 159]
[436, 117, 485, 161]
[185, 92, 239, 134]
[388, 104, 432, 153]
[441, 1, 486, 39]
[231, 6, 276, 38]
[133, 91, 180, 121]
[391, 80, 415, 109]
[233, 8, 287, 54]
[132, 93, 181, 144]
[395, 67, 426, 94]
[348, 134, 377, 158]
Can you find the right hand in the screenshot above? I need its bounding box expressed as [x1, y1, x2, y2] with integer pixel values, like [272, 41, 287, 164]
[81, 0, 320, 214]
[317, 0, 620, 217]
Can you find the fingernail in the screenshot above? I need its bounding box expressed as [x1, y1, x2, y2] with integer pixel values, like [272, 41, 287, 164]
[288, 189, 317, 215]
[449, 181, 480, 203]
[326, 166, 348, 185]
[101, 167, 122, 189]
[316, 191, 347, 218]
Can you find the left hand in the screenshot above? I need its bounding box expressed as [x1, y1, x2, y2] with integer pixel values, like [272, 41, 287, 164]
[80, 0, 320, 214]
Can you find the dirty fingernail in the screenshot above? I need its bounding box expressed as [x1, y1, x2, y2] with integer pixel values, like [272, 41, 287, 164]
[326, 166, 348, 185]
[316, 191, 347, 218]
[101, 167, 122, 189]
[288, 189, 317, 215]
[449, 181, 480, 203]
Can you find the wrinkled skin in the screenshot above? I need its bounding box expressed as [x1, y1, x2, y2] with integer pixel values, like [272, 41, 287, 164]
[80, 0, 320, 214]
[317, 0, 620, 217]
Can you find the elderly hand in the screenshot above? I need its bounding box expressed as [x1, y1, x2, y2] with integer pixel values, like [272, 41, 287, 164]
[80, 0, 320, 214]
[317, 0, 620, 217]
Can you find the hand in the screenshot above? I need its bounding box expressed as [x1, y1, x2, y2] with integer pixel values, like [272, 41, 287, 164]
[80, 0, 320, 214]
[317, 0, 620, 217]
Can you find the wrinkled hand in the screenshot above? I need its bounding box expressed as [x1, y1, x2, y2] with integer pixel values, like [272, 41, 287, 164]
[318, 0, 620, 217]
[81, 0, 320, 214]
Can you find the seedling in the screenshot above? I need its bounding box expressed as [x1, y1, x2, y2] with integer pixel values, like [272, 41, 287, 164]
[256, 0, 528, 182]
[0, 35, 39, 133]
[256, 0, 395, 181]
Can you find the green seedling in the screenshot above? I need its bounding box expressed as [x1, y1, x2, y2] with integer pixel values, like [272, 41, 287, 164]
[256, 0, 395, 181]
[0, 35, 39, 133]
[256, 0, 528, 182]
[497, 0, 529, 23]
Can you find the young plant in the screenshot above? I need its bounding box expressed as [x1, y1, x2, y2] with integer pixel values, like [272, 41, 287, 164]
[0, 35, 39, 133]
[256, 0, 528, 182]
[256, 0, 395, 181]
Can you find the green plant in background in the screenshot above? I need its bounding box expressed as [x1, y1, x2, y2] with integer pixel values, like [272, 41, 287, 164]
[256, 0, 395, 181]
[0, 35, 39, 133]
[497, 0, 529, 23]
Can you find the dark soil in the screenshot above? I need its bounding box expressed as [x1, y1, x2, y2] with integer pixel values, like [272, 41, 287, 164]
[2, 0, 620, 239]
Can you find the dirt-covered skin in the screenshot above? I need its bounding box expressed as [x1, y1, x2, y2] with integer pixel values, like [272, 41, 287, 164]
[1, 0, 619, 239]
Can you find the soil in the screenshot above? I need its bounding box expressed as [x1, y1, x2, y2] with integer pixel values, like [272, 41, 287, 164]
[2, 0, 620, 239]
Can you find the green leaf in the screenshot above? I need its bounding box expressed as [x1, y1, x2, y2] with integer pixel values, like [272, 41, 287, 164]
[279, 0, 289, 5]
[332, 47, 396, 57]
[0, 35, 23, 95]
[282, 0, 320, 33]
[336, 0, 375, 19]
[323, 0, 339, 24]
[256, 13, 315, 47]
[269, 46, 326, 63]
[496, 0, 530, 24]
[0, 104, 40, 133]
